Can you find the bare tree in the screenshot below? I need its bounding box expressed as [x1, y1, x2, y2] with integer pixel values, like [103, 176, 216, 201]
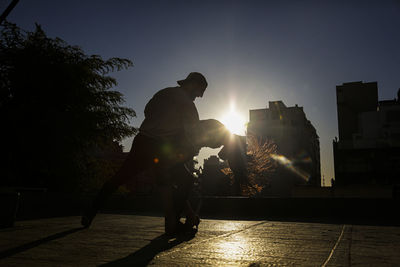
[222, 134, 277, 196]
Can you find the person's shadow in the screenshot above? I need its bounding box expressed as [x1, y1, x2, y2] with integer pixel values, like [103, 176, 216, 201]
[0, 227, 84, 259]
[101, 229, 197, 266]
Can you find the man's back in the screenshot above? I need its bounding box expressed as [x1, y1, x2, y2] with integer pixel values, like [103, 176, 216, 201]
[140, 86, 199, 138]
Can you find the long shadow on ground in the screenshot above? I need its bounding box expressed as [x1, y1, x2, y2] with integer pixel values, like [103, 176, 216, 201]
[0, 227, 84, 259]
[102, 230, 197, 267]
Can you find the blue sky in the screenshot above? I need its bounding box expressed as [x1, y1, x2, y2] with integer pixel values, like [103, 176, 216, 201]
[4, 0, 400, 185]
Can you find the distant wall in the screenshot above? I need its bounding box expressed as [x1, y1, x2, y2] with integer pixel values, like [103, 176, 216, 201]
[10, 189, 400, 225]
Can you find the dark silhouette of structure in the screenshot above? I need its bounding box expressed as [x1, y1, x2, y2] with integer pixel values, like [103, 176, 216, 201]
[247, 101, 321, 196]
[199, 156, 231, 196]
[82, 73, 248, 235]
[83, 72, 210, 235]
[333, 82, 400, 186]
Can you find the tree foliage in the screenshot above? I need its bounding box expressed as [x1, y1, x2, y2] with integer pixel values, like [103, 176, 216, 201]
[0, 22, 136, 192]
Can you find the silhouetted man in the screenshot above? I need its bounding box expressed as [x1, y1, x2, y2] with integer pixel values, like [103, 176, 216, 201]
[82, 72, 247, 235]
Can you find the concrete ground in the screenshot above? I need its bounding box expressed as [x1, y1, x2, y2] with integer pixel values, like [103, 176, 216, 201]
[0, 214, 399, 266]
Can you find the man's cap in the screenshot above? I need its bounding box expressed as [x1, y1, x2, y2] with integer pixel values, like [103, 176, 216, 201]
[177, 72, 208, 88]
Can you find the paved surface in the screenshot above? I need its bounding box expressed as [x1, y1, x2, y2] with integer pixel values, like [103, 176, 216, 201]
[0, 214, 399, 266]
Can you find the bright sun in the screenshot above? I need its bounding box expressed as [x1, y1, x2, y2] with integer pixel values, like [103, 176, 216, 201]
[220, 106, 247, 136]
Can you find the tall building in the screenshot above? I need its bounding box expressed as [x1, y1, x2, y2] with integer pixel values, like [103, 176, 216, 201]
[333, 82, 400, 185]
[336, 81, 378, 146]
[247, 101, 321, 196]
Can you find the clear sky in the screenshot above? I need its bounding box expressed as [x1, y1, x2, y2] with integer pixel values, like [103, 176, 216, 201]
[4, 0, 400, 186]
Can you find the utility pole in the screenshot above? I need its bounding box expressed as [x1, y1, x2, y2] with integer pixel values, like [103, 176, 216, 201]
[0, 0, 20, 25]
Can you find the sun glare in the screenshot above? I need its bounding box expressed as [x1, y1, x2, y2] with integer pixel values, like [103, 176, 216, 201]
[220, 105, 247, 135]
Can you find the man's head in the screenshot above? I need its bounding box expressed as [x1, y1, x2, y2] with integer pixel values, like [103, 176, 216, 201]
[178, 72, 208, 101]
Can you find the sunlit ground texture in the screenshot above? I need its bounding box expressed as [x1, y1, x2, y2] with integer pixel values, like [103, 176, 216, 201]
[1, 214, 399, 266]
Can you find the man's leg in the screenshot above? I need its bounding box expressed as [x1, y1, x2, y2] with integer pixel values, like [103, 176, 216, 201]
[169, 164, 199, 229]
[159, 184, 178, 235]
[154, 162, 198, 235]
[81, 136, 146, 228]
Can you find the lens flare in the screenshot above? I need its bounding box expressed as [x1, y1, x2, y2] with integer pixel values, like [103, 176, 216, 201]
[270, 153, 310, 182]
